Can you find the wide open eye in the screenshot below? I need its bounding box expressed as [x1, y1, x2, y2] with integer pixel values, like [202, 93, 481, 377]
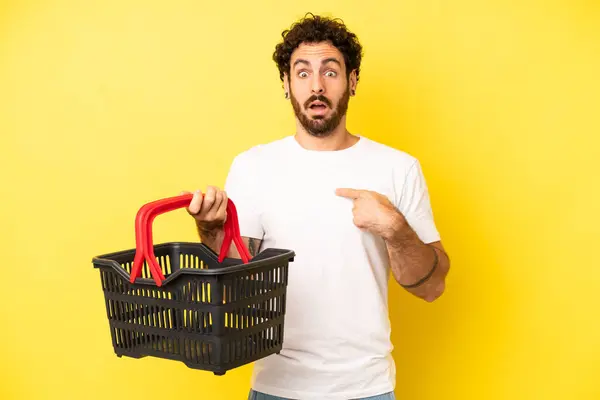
[325, 71, 337, 77]
[298, 71, 309, 78]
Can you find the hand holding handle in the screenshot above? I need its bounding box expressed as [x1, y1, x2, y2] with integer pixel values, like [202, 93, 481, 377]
[130, 193, 252, 286]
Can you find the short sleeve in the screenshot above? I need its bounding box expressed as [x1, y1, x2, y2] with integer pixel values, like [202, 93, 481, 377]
[396, 159, 441, 244]
[224, 152, 264, 239]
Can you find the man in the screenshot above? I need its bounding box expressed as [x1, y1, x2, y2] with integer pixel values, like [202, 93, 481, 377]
[184, 13, 450, 400]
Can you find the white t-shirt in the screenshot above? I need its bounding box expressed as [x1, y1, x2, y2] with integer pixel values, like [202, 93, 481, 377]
[224, 135, 440, 400]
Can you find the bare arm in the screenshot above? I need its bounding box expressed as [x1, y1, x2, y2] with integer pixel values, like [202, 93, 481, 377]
[196, 221, 262, 258]
[384, 214, 450, 302]
[184, 186, 263, 258]
[335, 187, 450, 302]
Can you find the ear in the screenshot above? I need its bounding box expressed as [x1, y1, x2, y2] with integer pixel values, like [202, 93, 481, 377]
[349, 69, 358, 95]
[283, 72, 290, 98]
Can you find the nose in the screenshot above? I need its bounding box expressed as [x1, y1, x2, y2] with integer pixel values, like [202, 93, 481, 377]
[311, 75, 325, 95]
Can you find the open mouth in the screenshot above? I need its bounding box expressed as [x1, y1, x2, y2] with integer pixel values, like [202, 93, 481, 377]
[308, 101, 328, 111]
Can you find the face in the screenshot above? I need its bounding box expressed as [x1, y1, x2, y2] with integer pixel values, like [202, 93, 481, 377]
[285, 41, 356, 137]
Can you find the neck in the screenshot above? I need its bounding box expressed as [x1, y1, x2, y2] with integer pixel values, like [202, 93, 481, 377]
[294, 117, 359, 151]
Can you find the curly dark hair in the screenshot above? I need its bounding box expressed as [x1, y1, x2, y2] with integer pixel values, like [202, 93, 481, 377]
[272, 13, 363, 83]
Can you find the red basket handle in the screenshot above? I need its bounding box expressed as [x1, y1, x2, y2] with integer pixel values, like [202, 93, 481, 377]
[131, 200, 164, 283]
[130, 193, 252, 286]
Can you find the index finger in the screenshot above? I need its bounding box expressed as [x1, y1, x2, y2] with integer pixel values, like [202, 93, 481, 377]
[187, 190, 203, 214]
[335, 188, 363, 199]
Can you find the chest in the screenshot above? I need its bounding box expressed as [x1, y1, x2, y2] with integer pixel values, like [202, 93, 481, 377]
[258, 160, 396, 245]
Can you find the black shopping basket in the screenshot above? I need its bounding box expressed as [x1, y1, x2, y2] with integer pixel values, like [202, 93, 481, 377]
[92, 193, 295, 375]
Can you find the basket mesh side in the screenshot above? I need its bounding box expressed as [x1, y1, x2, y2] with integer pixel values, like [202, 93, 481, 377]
[221, 264, 288, 304]
[111, 327, 216, 365]
[97, 246, 290, 371]
[223, 294, 285, 331]
[100, 269, 215, 333]
[222, 324, 284, 364]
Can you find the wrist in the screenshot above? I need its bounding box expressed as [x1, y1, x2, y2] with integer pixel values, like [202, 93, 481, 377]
[383, 211, 412, 242]
[195, 219, 224, 233]
[195, 220, 225, 245]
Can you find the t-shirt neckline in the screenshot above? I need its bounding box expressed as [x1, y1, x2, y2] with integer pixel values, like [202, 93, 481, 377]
[289, 134, 365, 156]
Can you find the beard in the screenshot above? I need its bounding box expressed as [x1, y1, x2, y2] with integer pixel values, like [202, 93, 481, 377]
[290, 85, 350, 137]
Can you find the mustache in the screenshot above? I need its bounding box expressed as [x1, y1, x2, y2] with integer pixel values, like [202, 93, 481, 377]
[304, 95, 332, 108]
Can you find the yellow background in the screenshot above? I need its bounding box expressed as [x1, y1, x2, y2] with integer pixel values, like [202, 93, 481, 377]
[1, 0, 599, 399]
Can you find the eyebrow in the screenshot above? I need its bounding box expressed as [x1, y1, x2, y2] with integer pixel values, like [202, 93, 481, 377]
[322, 57, 342, 68]
[292, 57, 342, 69]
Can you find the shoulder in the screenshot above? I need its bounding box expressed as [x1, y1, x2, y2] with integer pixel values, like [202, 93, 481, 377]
[232, 136, 292, 161]
[359, 136, 419, 172]
[229, 136, 293, 169]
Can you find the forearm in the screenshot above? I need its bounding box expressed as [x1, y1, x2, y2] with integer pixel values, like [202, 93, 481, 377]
[196, 221, 226, 254]
[195, 221, 261, 258]
[384, 214, 449, 302]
